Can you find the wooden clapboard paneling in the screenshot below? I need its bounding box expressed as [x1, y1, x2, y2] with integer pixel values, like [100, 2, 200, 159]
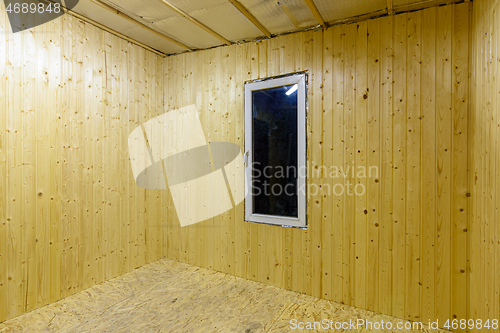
[405, 10, 421, 322]
[470, 0, 500, 332]
[0, 2, 166, 323]
[162, 3, 472, 330]
[0, 1, 483, 331]
[0, 0, 7, 321]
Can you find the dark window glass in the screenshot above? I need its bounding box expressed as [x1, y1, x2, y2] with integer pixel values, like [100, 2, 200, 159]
[252, 84, 298, 218]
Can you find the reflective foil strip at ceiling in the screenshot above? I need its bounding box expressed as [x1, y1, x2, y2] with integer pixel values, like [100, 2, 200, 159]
[71, 0, 464, 56]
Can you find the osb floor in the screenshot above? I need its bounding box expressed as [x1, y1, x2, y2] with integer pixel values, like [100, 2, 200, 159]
[0, 259, 447, 332]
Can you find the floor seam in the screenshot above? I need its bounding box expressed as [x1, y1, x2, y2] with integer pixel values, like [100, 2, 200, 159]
[264, 292, 299, 333]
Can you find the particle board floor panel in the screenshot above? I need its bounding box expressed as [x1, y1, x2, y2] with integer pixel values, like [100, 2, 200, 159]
[0, 259, 447, 332]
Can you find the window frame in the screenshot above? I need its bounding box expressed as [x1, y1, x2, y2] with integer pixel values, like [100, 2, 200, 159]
[244, 72, 307, 228]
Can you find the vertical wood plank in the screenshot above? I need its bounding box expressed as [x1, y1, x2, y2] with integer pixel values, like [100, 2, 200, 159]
[421, 6, 437, 324]
[494, 2, 500, 328]
[198, 50, 209, 270]
[247, 41, 259, 282]
[61, 14, 74, 299]
[156, 54, 164, 262]
[119, 38, 129, 275]
[392, 13, 407, 319]
[82, 23, 93, 290]
[291, 32, 303, 295]
[282, 35, 293, 291]
[22, 8, 37, 311]
[490, 0, 500, 326]
[0, 0, 7, 322]
[451, 2, 469, 325]
[354, 21, 368, 310]
[102, 32, 112, 280]
[473, 0, 486, 325]
[234, 43, 245, 279]
[379, 15, 394, 315]
[7, 11, 24, 318]
[227, 45, 237, 277]
[36, 16, 50, 308]
[213, 47, 222, 273]
[321, 27, 333, 301]
[164, 55, 175, 263]
[220, 47, 229, 275]
[331, 25, 344, 303]
[405, 10, 422, 322]
[190, 51, 201, 268]
[74, 19, 85, 294]
[366, 17, 381, 313]
[301, 31, 313, 296]
[110, 32, 120, 278]
[205, 49, 214, 269]
[49, 14, 62, 303]
[93, 27, 104, 284]
[483, 0, 495, 324]
[62, 15, 75, 296]
[179, 53, 189, 266]
[343, 23, 356, 306]
[435, 5, 452, 324]
[146, 50, 156, 266]
[256, 39, 267, 285]
[468, 1, 477, 326]
[310, 29, 323, 298]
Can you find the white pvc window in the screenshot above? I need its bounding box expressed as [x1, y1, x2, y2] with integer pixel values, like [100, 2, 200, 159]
[244, 72, 307, 228]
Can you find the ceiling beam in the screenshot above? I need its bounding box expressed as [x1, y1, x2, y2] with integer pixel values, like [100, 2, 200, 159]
[157, 0, 231, 46]
[228, 0, 271, 38]
[89, 0, 190, 50]
[302, 0, 325, 29]
[387, 0, 394, 15]
[277, 0, 301, 29]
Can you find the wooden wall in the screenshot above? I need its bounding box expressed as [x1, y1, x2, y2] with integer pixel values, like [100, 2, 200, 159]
[0, 1, 483, 330]
[470, 0, 500, 332]
[0, 3, 166, 322]
[163, 2, 471, 329]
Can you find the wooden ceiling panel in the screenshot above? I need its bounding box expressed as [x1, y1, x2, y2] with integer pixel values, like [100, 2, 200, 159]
[153, 16, 223, 49]
[393, 0, 431, 6]
[238, 0, 297, 34]
[159, 0, 226, 14]
[282, 0, 316, 28]
[393, 0, 463, 9]
[169, 0, 264, 42]
[73, 0, 187, 54]
[314, 0, 386, 23]
[99, 0, 177, 22]
[72, 0, 466, 56]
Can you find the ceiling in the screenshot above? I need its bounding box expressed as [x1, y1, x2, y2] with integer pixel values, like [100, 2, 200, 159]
[70, 0, 467, 56]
